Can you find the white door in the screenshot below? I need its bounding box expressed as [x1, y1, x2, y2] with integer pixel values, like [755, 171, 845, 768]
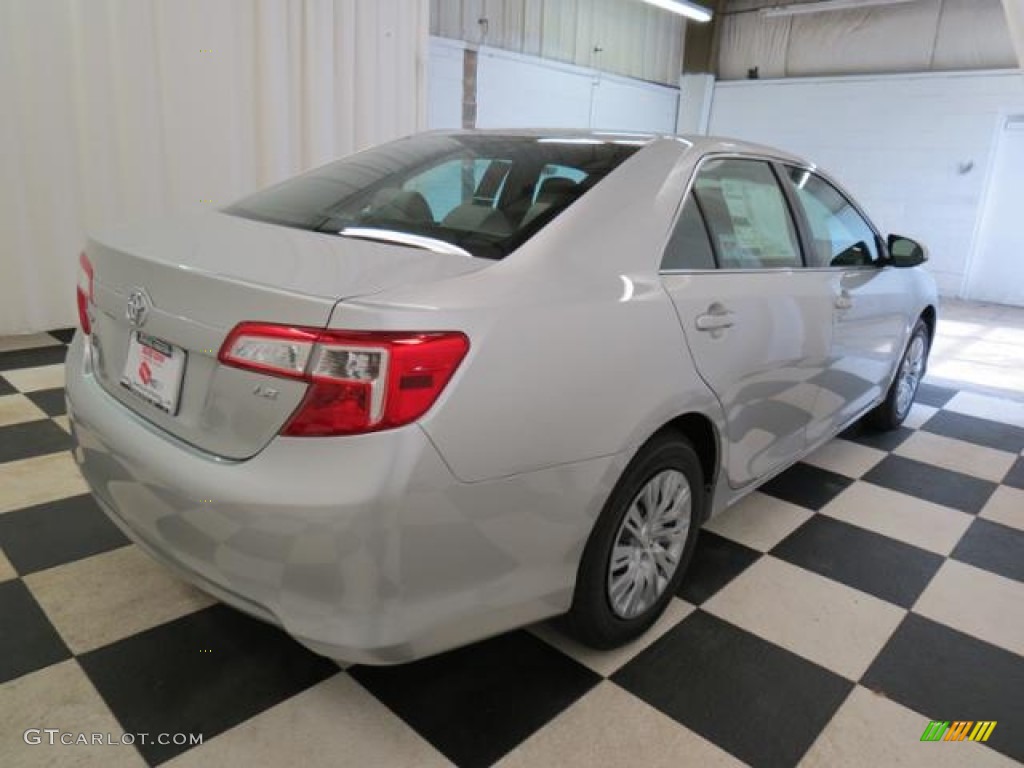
[967, 116, 1024, 307]
[661, 159, 834, 489]
[778, 166, 910, 442]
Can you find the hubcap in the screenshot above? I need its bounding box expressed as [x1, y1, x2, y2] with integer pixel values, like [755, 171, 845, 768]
[607, 469, 692, 620]
[895, 334, 926, 417]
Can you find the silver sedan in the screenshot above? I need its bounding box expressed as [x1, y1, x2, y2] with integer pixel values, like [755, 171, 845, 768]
[66, 130, 937, 664]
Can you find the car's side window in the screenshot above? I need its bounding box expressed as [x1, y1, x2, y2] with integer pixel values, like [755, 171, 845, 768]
[661, 194, 716, 270]
[784, 167, 880, 268]
[693, 158, 803, 270]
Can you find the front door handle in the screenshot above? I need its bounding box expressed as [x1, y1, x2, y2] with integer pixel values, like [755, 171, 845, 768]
[835, 291, 854, 310]
[695, 304, 735, 332]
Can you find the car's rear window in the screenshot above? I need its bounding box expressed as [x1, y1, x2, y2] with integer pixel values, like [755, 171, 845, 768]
[224, 134, 643, 260]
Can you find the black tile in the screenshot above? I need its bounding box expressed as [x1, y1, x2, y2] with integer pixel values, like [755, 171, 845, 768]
[863, 455, 997, 515]
[915, 382, 958, 408]
[0, 376, 15, 396]
[838, 423, 914, 452]
[922, 410, 1024, 454]
[26, 387, 67, 417]
[0, 579, 72, 683]
[78, 604, 339, 766]
[758, 462, 854, 511]
[1004, 457, 1024, 490]
[0, 345, 66, 372]
[951, 518, 1024, 583]
[772, 515, 943, 607]
[350, 631, 600, 768]
[613, 610, 852, 768]
[677, 531, 761, 605]
[0, 495, 130, 575]
[862, 613, 1024, 763]
[48, 327, 77, 344]
[0, 420, 73, 464]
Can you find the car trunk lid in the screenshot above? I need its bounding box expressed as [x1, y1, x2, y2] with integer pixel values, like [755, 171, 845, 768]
[85, 211, 487, 459]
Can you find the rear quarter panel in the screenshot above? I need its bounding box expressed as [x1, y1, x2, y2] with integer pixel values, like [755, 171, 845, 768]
[326, 138, 727, 485]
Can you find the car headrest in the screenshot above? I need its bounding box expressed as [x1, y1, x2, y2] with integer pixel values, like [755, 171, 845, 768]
[369, 188, 434, 223]
[536, 177, 579, 203]
[442, 202, 512, 236]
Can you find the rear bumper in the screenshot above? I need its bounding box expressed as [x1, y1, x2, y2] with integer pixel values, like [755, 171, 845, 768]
[65, 334, 613, 663]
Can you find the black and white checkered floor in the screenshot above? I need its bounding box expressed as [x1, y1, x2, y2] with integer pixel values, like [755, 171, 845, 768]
[2, 329, 1023, 768]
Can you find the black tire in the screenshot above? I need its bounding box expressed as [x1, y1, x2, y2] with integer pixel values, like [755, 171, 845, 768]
[865, 318, 930, 431]
[563, 432, 705, 650]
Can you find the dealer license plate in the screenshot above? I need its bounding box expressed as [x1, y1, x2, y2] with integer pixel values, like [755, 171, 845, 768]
[120, 332, 186, 414]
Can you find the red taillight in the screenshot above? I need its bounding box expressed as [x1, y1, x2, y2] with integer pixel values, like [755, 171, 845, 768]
[218, 323, 469, 436]
[76, 251, 94, 335]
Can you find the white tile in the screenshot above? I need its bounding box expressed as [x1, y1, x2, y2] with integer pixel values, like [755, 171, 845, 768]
[821, 481, 972, 556]
[53, 414, 71, 433]
[0, 452, 89, 515]
[704, 556, 905, 680]
[0, 659, 146, 768]
[945, 391, 1024, 430]
[166, 673, 452, 768]
[800, 685, 1016, 768]
[0, 332, 63, 353]
[704, 492, 814, 552]
[894, 431, 1015, 483]
[530, 598, 693, 677]
[0, 394, 49, 428]
[496, 682, 744, 768]
[979, 485, 1024, 533]
[903, 402, 938, 429]
[913, 559, 1024, 657]
[24, 545, 215, 654]
[0, 546, 16, 581]
[804, 439, 886, 479]
[2, 364, 66, 393]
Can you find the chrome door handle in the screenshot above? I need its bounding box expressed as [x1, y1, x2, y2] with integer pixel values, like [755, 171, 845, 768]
[835, 291, 853, 310]
[695, 306, 735, 332]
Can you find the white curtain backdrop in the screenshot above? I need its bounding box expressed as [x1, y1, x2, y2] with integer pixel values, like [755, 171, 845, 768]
[0, 0, 429, 336]
[718, 0, 1018, 80]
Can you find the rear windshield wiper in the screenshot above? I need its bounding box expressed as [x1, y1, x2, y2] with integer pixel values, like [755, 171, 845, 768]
[336, 227, 474, 259]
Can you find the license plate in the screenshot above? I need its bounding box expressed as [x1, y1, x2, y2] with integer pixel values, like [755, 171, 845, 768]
[120, 332, 186, 414]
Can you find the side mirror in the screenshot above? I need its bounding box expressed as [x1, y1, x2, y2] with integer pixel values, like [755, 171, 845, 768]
[887, 235, 928, 268]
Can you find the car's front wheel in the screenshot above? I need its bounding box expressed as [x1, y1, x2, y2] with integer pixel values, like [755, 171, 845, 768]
[564, 432, 704, 649]
[865, 318, 930, 431]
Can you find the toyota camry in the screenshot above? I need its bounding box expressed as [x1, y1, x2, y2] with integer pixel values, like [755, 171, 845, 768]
[66, 130, 937, 664]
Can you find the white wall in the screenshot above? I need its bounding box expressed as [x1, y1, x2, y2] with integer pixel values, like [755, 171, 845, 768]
[428, 37, 465, 129]
[428, 38, 680, 134]
[0, 0, 429, 336]
[430, 0, 685, 86]
[708, 70, 1024, 296]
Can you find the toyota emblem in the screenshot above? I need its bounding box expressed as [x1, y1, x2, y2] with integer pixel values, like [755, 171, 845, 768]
[125, 288, 152, 328]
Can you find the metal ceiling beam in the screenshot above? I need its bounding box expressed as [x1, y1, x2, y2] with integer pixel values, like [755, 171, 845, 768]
[760, 0, 918, 17]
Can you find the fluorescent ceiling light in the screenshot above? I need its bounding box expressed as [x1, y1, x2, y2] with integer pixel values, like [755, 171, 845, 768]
[762, 0, 917, 18]
[642, 0, 713, 23]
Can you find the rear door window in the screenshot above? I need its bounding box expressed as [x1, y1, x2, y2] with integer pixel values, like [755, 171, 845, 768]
[661, 194, 716, 270]
[693, 159, 803, 270]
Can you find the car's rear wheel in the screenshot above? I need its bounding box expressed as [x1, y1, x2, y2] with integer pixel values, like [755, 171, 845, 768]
[564, 432, 704, 649]
[865, 318, 930, 431]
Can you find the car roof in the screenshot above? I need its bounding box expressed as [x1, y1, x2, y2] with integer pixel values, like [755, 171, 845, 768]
[421, 128, 809, 167]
